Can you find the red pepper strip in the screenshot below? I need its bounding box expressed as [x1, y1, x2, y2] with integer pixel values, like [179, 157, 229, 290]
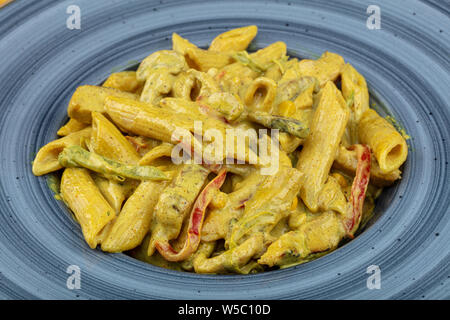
[343, 144, 371, 238]
[155, 169, 227, 261]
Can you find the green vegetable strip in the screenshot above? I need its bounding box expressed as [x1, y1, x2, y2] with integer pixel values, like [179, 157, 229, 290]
[58, 145, 169, 181]
[248, 112, 310, 139]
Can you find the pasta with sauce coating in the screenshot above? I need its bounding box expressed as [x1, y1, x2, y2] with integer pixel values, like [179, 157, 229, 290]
[32, 26, 409, 273]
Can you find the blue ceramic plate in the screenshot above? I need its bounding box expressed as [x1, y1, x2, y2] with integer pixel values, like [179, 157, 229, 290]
[0, 0, 448, 299]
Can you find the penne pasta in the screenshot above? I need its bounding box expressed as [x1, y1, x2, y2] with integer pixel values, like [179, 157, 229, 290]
[91, 112, 140, 164]
[67, 85, 138, 124]
[172, 32, 198, 55]
[32, 26, 409, 274]
[102, 71, 144, 94]
[101, 179, 169, 252]
[185, 47, 233, 72]
[296, 81, 350, 212]
[32, 127, 92, 176]
[60, 167, 116, 249]
[57, 118, 89, 136]
[297, 51, 345, 87]
[209, 25, 258, 52]
[358, 109, 408, 173]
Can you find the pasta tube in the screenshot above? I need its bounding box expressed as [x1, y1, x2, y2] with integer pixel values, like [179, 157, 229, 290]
[101, 179, 169, 252]
[358, 109, 408, 173]
[244, 77, 277, 113]
[209, 25, 257, 52]
[67, 85, 138, 124]
[138, 143, 174, 166]
[91, 112, 140, 164]
[296, 81, 350, 212]
[250, 42, 287, 67]
[172, 32, 198, 55]
[333, 145, 401, 186]
[92, 174, 135, 214]
[102, 71, 144, 94]
[57, 118, 89, 136]
[185, 47, 233, 72]
[228, 166, 303, 249]
[297, 51, 345, 87]
[341, 63, 370, 144]
[60, 168, 116, 249]
[32, 127, 92, 176]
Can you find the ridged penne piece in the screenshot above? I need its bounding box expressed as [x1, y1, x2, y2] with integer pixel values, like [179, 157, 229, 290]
[104, 96, 197, 143]
[67, 85, 138, 124]
[60, 167, 116, 249]
[185, 47, 233, 72]
[296, 81, 350, 212]
[358, 109, 408, 173]
[89, 111, 141, 212]
[32, 127, 92, 176]
[102, 71, 144, 94]
[91, 112, 140, 164]
[341, 63, 370, 144]
[333, 145, 401, 187]
[139, 143, 174, 166]
[341, 63, 369, 122]
[297, 51, 345, 87]
[57, 118, 89, 136]
[101, 179, 169, 252]
[92, 174, 136, 214]
[208, 25, 258, 52]
[172, 32, 198, 55]
[250, 41, 287, 67]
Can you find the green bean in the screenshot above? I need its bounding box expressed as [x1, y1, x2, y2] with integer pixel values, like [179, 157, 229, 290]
[58, 145, 169, 182]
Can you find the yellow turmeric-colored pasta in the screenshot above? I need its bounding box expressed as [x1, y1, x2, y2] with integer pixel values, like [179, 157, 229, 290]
[296, 81, 349, 212]
[67, 85, 137, 124]
[172, 32, 198, 55]
[57, 118, 89, 136]
[60, 167, 116, 249]
[90, 112, 140, 164]
[358, 109, 408, 173]
[185, 47, 233, 72]
[32, 26, 409, 273]
[32, 127, 91, 176]
[102, 71, 144, 94]
[209, 25, 258, 52]
[297, 51, 345, 87]
[101, 179, 169, 252]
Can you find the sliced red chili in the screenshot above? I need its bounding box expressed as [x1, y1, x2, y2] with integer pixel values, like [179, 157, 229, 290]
[344, 144, 371, 238]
